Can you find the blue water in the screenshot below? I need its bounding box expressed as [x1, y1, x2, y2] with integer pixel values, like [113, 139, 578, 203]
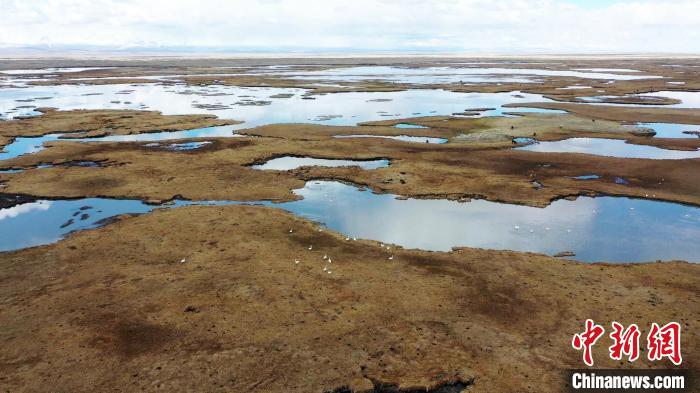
[577, 91, 700, 109]
[0, 87, 561, 162]
[2, 181, 699, 262]
[145, 141, 213, 150]
[636, 123, 700, 138]
[268, 66, 661, 84]
[91, 125, 241, 142]
[0, 69, 697, 263]
[0, 83, 558, 124]
[503, 107, 567, 116]
[275, 181, 700, 263]
[516, 138, 700, 160]
[640, 91, 700, 108]
[573, 175, 601, 180]
[333, 135, 448, 144]
[0, 134, 62, 161]
[394, 123, 428, 129]
[168, 142, 212, 150]
[251, 157, 390, 170]
[0, 125, 240, 162]
[513, 137, 537, 145]
[0, 198, 191, 251]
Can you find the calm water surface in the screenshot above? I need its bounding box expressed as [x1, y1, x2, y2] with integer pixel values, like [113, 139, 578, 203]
[252, 157, 390, 170]
[276, 181, 700, 263]
[0, 198, 193, 251]
[0, 84, 556, 123]
[579, 91, 700, 109]
[2, 181, 698, 262]
[636, 123, 700, 138]
[0, 125, 241, 162]
[1, 68, 697, 263]
[394, 123, 428, 129]
[268, 66, 661, 83]
[516, 138, 700, 159]
[333, 134, 448, 144]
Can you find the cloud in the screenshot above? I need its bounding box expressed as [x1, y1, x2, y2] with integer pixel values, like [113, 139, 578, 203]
[0, 201, 52, 220]
[0, 0, 698, 53]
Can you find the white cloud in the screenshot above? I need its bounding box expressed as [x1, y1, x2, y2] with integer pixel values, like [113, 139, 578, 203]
[0, 201, 52, 220]
[0, 0, 698, 53]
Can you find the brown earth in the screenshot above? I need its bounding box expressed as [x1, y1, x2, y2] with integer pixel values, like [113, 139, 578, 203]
[0, 108, 240, 149]
[361, 113, 700, 151]
[2, 112, 698, 208]
[0, 204, 697, 392]
[1, 60, 699, 393]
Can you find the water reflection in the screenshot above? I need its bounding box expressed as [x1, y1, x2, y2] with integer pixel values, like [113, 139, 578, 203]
[0, 67, 115, 75]
[573, 175, 601, 180]
[269, 66, 661, 83]
[580, 91, 700, 109]
[0, 199, 184, 251]
[0, 125, 241, 161]
[0, 134, 62, 161]
[252, 156, 390, 170]
[512, 137, 537, 145]
[148, 141, 213, 150]
[516, 138, 700, 159]
[0, 200, 52, 220]
[333, 135, 447, 144]
[0, 83, 555, 125]
[94, 124, 242, 142]
[276, 181, 700, 263]
[1, 181, 698, 262]
[637, 123, 700, 138]
[394, 123, 428, 129]
[641, 91, 700, 108]
[574, 68, 641, 73]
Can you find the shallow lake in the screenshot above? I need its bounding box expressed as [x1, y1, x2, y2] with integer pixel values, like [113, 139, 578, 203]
[579, 91, 700, 109]
[0, 125, 241, 162]
[0, 67, 115, 75]
[0, 86, 561, 162]
[2, 181, 698, 262]
[275, 181, 700, 263]
[268, 66, 661, 84]
[251, 157, 390, 170]
[1, 68, 697, 264]
[516, 138, 700, 159]
[333, 134, 448, 144]
[0, 198, 196, 252]
[0, 134, 63, 161]
[641, 91, 700, 108]
[0, 83, 558, 124]
[573, 175, 601, 180]
[636, 122, 700, 138]
[394, 123, 428, 129]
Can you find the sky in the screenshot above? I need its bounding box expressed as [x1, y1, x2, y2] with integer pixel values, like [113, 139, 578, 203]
[0, 0, 699, 54]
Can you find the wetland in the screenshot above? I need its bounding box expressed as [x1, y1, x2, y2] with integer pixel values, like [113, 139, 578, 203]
[1, 57, 699, 393]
